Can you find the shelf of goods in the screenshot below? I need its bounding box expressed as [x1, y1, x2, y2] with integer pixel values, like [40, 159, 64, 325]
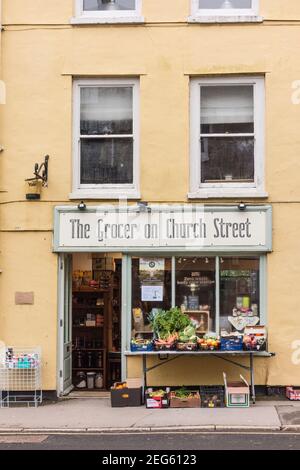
[72, 270, 121, 391]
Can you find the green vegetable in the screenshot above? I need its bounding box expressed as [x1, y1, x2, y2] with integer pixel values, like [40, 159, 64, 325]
[178, 325, 197, 343]
[183, 325, 196, 338]
[174, 387, 193, 399]
[179, 335, 189, 342]
[148, 307, 192, 341]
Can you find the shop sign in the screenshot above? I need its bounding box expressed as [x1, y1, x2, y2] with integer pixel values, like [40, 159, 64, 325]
[54, 205, 272, 252]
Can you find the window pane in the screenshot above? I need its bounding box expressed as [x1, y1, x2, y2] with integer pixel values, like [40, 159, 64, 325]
[220, 257, 260, 333]
[176, 257, 216, 332]
[83, 0, 135, 11]
[201, 85, 254, 134]
[131, 258, 172, 340]
[80, 87, 133, 135]
[80, 138, 133, 184]
[199, 0, 252, 8]
[201, 136, 254, 183]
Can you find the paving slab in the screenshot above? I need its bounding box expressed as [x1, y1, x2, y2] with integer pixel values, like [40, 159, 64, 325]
[133, 406, 281, 428]
[0, 398, 282, 431]
[277, 406, 300, 426]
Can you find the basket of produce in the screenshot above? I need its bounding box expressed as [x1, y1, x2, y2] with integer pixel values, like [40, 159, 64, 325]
[176, 325, 198, 351]
[170, 387, 201, 408]
[149, 307, 192, 351]
[243, 326, 267, 351]
[130, 339, 153, 352]
[200, 386, 225, 408]
[111, 381, 143, 408]
[154, 337, 177, 351]
[176, 342, 198, 351]
[198, 333, 220, 351]
[145, 388, 170, 408]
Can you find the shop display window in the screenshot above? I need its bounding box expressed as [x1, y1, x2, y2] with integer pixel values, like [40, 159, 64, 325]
[175, 257, 215, 332]
[131, 258, 172, 339]
[220, 257, 260, 333]
[130, 256, 263, 341]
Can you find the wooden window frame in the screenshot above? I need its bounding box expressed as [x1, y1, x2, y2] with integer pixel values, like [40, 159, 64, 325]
[70, 78, 140, 200]
[189, 76, 266, 199]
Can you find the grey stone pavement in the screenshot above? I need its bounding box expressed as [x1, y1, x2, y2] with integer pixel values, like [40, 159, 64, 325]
[0, 397, 300, 433]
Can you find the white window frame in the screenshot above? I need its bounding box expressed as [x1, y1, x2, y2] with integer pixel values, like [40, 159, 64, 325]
[189, 76, 266, 199]
[189, 0, 262, 22]
[70, 78, 140, 200]
[72, 0, 144, 24]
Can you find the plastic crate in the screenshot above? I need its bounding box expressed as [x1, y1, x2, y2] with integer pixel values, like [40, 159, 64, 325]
[200, 386, 225, 408]
[221, 336, 243, 351]
[286, 386, 300, 401]
[130, 342, 153, 352]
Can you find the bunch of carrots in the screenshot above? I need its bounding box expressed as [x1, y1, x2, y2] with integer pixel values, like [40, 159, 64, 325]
[154, 333, 179, 345]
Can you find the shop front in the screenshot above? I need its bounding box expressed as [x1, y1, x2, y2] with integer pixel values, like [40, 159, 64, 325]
[54, 204, 272, 398]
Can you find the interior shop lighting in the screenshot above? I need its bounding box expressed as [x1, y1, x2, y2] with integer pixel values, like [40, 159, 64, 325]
[78, 201, 87, 211]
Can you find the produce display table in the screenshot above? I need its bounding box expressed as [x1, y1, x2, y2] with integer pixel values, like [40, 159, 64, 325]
[124, 350, 275, 404]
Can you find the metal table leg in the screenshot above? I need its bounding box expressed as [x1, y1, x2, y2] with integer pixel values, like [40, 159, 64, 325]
[143, 354, 147, 388]
[250, 353, 255, 404]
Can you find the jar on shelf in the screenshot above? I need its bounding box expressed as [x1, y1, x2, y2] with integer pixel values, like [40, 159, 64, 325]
[86, 372, 96, 389]
[95, 373, 104, 389]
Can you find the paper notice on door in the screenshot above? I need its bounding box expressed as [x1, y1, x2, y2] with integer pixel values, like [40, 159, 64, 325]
[141, 285, 164, 302]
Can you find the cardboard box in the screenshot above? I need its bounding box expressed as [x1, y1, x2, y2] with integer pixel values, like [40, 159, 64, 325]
[145, 388, 169, 409]
[126, 378, 143, 389]
[111, 382, 142, 407]
[223, 373, 250, 408]
[169, 390, 201, 408]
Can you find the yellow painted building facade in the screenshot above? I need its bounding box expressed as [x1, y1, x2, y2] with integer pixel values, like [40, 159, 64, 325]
[1, 0, 300, 394]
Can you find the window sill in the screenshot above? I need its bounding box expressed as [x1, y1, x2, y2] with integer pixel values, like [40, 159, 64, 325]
[70, 16, 145, 25]
[188, 189, 268, 199]
[188, 15, 264, 24]
[69, 190, 141, 200]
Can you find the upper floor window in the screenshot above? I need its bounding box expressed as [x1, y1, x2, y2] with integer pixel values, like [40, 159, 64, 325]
[73, 0, 143, 23]
[189, 76, 265, 199]
[71, 79, 140, 200]
[190, 0, 260, 21]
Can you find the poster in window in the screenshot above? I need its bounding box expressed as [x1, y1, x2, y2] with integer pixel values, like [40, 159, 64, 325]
[139, 258, 165, 283]
[141, 285, 164, 302]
